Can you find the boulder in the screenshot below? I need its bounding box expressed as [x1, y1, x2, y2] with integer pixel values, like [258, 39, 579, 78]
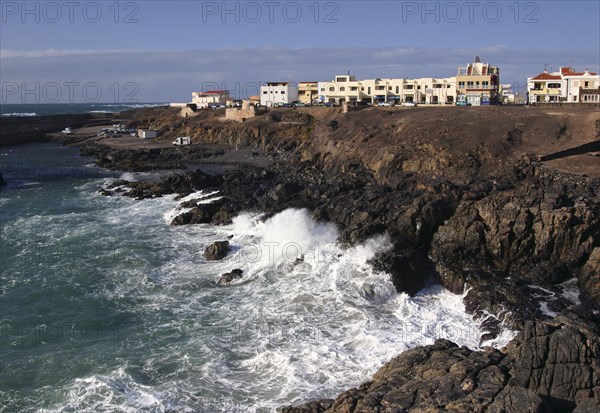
[204, 241, 230, 261]
[217, 269, 243, 285]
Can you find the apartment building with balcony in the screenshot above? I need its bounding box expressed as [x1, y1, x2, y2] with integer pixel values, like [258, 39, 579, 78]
[318, 75, 456, 105]
[561, 67, 599, 103]
[527, 67, 598, 103]
[527, 70, 565, 103]
[298, 82, 319, 105]
[456, 58, 500, 105]
[260, 82, 299, 107]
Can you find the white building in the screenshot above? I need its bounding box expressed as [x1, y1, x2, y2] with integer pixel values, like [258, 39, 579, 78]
[191, 90, 230, 108]
[561, 67, 600, 103]
[527, 67, 599, 103]
[260, 82, 298, 107]
[318, 75, 456, 105]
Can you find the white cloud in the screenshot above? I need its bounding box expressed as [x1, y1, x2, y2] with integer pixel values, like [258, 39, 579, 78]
[0, 49, 138, 59]
[1, 46, 598, 102]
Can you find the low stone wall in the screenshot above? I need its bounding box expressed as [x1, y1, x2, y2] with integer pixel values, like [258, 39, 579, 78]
[224, 106, 266, 122]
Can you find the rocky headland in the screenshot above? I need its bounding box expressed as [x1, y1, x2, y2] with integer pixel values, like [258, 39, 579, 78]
[69, 104, 599, 411]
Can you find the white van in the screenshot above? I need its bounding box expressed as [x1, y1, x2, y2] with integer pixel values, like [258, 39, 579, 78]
[173, 137, 191, 146]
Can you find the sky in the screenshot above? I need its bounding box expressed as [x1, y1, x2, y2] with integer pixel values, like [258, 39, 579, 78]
[1, 0, 599, 103]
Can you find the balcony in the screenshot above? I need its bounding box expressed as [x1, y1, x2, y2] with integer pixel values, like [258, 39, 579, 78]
[460, 85, 498, 91]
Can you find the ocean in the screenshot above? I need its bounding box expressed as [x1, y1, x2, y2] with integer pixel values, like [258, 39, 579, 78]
[0, 143, 516, 412]
[0, 103, 168, 117]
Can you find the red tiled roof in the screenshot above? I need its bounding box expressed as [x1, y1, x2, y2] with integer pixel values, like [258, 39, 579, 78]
[560, 67, 597, 76]
[530, 73, 562, 80]
[561, 67, 574, 75]
[562, 72, 597, 76]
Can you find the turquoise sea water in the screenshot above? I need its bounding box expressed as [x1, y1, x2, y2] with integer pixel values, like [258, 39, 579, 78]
[0, 143, 509, 412]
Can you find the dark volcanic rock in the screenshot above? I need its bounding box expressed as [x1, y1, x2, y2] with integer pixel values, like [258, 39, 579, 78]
[430, 170, 600, 327]
[217, 269, 243, 285]
[579, 247, 600, 307]
[506, 308, 600, 408]
[203, 241, 230, 261]
[369, 246, 436, 295]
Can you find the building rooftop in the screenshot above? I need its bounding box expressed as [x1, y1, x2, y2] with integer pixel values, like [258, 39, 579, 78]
[530, 73, 562, 80]
[194, 90, 229, 95]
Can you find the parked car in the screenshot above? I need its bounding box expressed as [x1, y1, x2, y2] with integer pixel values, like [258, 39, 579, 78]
[456, 101, 472, 106]
[378, 101, 392, 107]
[402, 101, 417, 107]
[293, 101, 308, 107]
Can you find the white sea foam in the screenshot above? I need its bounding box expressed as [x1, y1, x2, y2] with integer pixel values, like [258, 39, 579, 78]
[31, 193, 518, 412]
[2, 112, 38, 116]
[560, 278, 581, 305]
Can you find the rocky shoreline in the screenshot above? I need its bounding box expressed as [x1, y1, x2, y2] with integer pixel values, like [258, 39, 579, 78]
[58, 105, 600, 411]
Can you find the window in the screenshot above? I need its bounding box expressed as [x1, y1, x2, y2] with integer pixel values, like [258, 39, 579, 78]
[281, 91, 285, 94]
[458, 81, 465, 88]
[350, 87, 358, 91]
[375, 86, 385, 91]
[585, 81, 590, 88]
[263, 91, 267, 94]
[404, 85, 414, 90]
[361, 87, 364, 91]
[321, 88, 325, 92]
[396, 86, 399, 94]
[388, 86, 392, 90]
[340, 87, 345, 91]
[329, 87, 335, 92]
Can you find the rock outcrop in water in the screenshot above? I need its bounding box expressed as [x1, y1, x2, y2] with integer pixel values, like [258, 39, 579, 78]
[218, 269, 243, 285]
[90, 105, 600, 411]
[204, 241, 230, 261]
